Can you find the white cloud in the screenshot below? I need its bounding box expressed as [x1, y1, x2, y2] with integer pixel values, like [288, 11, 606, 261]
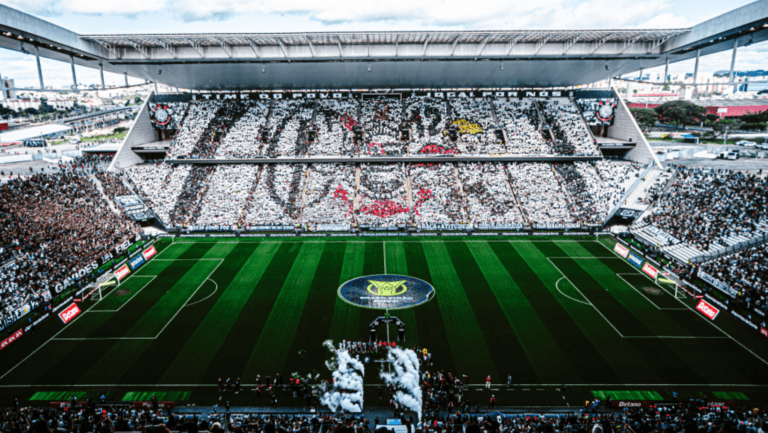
[2, 0, 691, 29]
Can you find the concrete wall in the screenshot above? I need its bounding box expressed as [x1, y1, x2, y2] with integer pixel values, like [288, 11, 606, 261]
[608, 88, 662, 167]
[108, 94, 156, 171]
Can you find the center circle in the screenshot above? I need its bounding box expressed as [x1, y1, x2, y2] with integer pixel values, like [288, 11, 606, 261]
[338, 274, 435, 310]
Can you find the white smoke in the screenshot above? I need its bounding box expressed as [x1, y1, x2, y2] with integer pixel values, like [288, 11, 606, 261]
[320, 340, 365, 413]
[380, 348, 422, 423]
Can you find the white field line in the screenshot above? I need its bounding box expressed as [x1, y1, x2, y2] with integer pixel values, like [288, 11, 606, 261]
[546, 256, 625, 338]
[89, 276, 157, 313]
[555, 277, 591, 306]
[185, 279, 219, 307]
[383, 242, 387, 274]
[614, 273, 688, 311]
[0, 382, 766, 388]
[594, 239, 768, 367]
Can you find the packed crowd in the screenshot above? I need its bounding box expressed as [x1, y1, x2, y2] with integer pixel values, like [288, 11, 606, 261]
[245, 164, 307, 227]
[410, 164, 468, 225]
[302, 164, 356, 230]
[164, 98, 608, 159]
[312, 100, 359, 156]
[493, 99, 551, 155]
[540, 100, 598, 156]
[507, 163, 574, 225]
[361, 98, 406, 156]
[215, 102, 271, 159]
[0, 171, 140, 324]
[449, 99, 505, 155]
[646, 167, 768, 252]
[458, 163, 524, 227]
[121, 159, 639, 229]
[404, 97, 452, 155]
[356, 163, 411, 226]
[700, 243, 768, 308]
[196, 165, 260, 227]
[126, 163, 191, 224]
[1, 391, 765, 433]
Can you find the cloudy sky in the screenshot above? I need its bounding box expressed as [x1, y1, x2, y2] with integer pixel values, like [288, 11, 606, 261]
[0, 0, 766, 88]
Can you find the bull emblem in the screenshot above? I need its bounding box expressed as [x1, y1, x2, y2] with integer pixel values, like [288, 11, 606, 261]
[367, 280, 408, 296]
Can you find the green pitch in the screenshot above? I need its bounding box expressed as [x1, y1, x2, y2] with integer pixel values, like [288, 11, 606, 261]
[2, 236, 767, 406]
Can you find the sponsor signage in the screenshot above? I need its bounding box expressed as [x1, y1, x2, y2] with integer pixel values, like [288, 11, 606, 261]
[53, 261, 99, 294]
[731, 311, 758, 330]
[695, 300, 720, 321]
[627, 252, 643, 269]
[760, 327, 768, 338]
[58, 303, 81, 324]
[189, 90, 576, 101]
[128, 254, 145, 271]
[115, 265, 131, 281]
[339, 275, 435, 310]
[704, 294, 728, 311]
[132, 401, 175, 409]
[0, 329, 23, 351]
[698, 270, 739, 298]
[641, 263, 658, 279]
[25, 313, 49, 332]
[614, 242, 629, 258]
[142, 245, 157, 260]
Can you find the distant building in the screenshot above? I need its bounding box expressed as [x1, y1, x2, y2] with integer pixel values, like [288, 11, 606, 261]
[1, 78, 14, 99]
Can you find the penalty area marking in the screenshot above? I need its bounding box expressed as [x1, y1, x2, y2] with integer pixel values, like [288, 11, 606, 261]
[185, 279, 218, 307]
[1, 259, 223, 380]
[594, 239, 768, 367]
[555, 277, 591, 306]
[88, 276, 157, 313]
[615, 273, 687, 311]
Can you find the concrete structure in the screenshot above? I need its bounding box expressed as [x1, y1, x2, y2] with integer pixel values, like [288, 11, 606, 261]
[0, 2, 767, 90]
[0, 123, 72, 143]
[628, 98, 768, 118]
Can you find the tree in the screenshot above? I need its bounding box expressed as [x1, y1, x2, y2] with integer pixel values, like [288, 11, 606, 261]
[712, 118, 741, 137]
[631, 108, 658, 127]
[653, 100, 707, 127]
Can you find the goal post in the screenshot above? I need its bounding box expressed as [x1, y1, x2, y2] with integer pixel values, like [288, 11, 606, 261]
[659, 273, 686, 299]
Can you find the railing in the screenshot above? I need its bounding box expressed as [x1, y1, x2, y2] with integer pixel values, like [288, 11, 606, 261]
[602, 162, 655, 225]
[690, 232, 768, 264]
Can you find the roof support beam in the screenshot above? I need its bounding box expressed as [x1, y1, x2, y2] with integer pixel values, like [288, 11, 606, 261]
[590, 32, 616, 54]
[475, 34, 491, 59]
[367, 34, 370, 57]
[618, 34, 642, 54]
[212, 36, 232, 58]
[394, 34, 400, 57]
[534, 32, 554, 55]
[184, 36, 205, 58]
[153, 36, 176, 58]
[562, 32, 584, 55]
[122, 37, 148, 59]
[275, 36, 289, 59]
[450, 34, 462, 56]
[337, 35, 344, 58]
[92, 38, 119, 59]
[245, 37, 261, 58]
[647, 33, 677, 53]
[305, 36, 315, 57]
[506, 33, 523, 55]
[422, 34, 431, 56]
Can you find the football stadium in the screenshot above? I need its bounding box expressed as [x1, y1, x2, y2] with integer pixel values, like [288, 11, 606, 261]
[2, 0, 768, 431]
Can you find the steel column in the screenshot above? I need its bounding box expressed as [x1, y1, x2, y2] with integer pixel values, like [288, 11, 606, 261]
[35, 45, 45, 89]
[70, 56, 77, 90]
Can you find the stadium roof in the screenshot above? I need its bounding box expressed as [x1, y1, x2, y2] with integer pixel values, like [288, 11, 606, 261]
[0, 124, 71, 143]
[1, 1, 768, 89]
